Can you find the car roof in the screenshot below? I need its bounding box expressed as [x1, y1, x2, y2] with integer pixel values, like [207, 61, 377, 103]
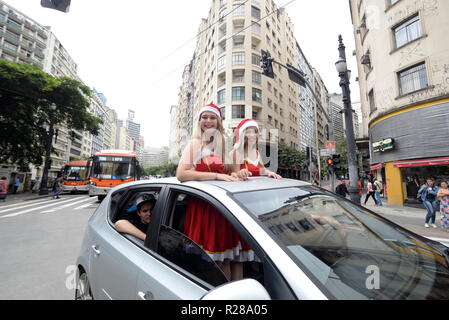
[133, 176, 310, 194]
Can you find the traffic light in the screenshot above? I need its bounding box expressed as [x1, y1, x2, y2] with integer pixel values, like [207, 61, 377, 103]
[327, 157, 333, 173]
[332, 154, 341, 170]
[261, 50, 274, 79]
[40, 0, 71, 13]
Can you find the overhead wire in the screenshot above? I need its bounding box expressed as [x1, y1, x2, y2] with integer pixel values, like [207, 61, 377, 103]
[150, 0, 251, 71]
[152, 0, 298, 85]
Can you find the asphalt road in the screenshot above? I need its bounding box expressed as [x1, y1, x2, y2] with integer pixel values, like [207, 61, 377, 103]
[0, 194, 100, 300]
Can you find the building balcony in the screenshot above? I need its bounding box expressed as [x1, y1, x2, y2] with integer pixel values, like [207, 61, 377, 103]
[6, 21, 22, 33]
[3, 30, 20, 45]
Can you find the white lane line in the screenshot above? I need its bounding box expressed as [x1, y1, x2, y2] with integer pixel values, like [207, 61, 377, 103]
[41, 197, 97, 213]
[74, 199, 98, 210]
[0, 198, 64, 213]
[0, 197, 88, 218]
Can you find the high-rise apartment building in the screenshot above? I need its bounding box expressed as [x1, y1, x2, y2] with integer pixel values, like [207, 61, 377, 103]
[349, 0, 449, 206]
[185, 0, 314, 152]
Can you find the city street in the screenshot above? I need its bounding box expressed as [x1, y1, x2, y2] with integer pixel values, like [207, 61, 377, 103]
[0, 193, 100, 300]
[0, 190, 448, 300]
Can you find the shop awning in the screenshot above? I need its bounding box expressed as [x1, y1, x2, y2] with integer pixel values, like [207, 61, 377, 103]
[370, 163, 383, 171]
[393, 156, 449, 168]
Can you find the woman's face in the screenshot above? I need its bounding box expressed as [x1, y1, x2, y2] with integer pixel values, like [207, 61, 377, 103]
[442, 182, 449, 189]
[200, 111, 218, 132]
[244, 126, 259, 147]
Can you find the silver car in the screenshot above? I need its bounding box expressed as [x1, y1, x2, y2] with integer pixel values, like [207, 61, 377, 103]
[75, 177, 449, 300]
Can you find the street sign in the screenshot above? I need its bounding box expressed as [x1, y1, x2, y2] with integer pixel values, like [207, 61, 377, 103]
[320, 149, 330, 156]
[326, 141, 336, 154]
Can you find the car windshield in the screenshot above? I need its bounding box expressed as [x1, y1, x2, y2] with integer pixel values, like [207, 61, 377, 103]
[92, 161, 134, 180]
[63, 166, 88, 180]
[233, 185, 449, 300]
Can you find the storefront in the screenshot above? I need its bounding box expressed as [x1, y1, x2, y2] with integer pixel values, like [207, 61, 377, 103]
[368, 97, 449, 206]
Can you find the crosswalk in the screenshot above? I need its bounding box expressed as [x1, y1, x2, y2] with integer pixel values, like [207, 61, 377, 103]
[0, 195, 99, 219]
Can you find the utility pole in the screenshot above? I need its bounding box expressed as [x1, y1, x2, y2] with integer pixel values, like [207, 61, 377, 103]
[335, 35, 360, 204]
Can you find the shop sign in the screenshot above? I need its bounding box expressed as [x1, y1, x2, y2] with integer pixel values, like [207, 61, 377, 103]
[373, 138, 394, 153]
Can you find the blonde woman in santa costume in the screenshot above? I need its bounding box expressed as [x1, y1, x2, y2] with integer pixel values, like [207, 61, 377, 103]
[232, 119, 282, 180]
[177, 104, 249, 281]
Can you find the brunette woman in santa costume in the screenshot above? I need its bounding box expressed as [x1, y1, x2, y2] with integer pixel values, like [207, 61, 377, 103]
[177, 104, 249, 281]
[232, 119, 282, 180]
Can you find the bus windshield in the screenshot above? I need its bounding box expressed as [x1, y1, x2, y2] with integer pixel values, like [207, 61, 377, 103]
[63, 166, 89, 181]
[92, 161, 135, 180]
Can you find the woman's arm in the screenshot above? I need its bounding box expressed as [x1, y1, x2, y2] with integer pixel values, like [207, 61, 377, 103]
[176, 140, 237, 182]
[115, 220, 146, 241]
[437, 188, 449, 197]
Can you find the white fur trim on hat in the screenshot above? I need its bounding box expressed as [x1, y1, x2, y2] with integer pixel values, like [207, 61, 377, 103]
[198, 105, 222, 120]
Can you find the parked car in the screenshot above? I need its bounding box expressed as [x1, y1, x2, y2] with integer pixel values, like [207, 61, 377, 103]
[75, 177, 449, 300]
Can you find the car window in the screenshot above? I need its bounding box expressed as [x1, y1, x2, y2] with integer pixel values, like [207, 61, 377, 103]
[111, 188, 161, 243]
[158, 191, 265, 288]
[233, 186, 449, 300]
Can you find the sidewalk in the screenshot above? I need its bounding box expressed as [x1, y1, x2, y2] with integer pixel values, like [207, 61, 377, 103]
[0, 190, 56, 204]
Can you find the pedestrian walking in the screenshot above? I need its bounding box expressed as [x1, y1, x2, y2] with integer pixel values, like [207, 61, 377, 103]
[335, 179, 350, 198]
[13, 176, 20, 194]
[362, 179, 378, 206]
[53, 174, 63, 199]
[418, 178, 439, 228]
[437, 181, 449, 232]
[0, 176, 7, 201]
[32, 176, 41, 194]
[374, 178, 383, 206]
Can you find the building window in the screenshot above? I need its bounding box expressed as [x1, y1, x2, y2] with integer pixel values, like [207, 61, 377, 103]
[217, 55, 226, 70]
[252, 22, 261, 34]
[252, 53, 261, 66]
[233, 36, 245, 49]
[394, 15, 421, 48]
[252, 70, 261, 84]
[220, 107, 226, 120]
[368, 90, 376, 113]
[232, 52, 245, 65]
[233, 4, 245, 16]
[232, 86, 245, 100]
[398, 63, 427, 96]
[252, 88, 262, 103]
[251, 6, 261, 19]
[217, 89, 226, 104]
[232, 105, 245, 119]
[390, 0, 399, 5]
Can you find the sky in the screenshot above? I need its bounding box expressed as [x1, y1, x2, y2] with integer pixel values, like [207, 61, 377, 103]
[4, 0, 360, 148]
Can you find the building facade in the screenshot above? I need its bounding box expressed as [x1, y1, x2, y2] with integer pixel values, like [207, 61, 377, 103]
[350, 0, 449, 205]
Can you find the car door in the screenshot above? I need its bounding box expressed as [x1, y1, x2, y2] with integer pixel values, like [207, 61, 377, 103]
[135, 185, 231, 300]
[88, 185, 164, 299]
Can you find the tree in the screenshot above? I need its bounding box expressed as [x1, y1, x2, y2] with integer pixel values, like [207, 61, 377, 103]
[0, 59, 102, 171]
[143, 163, 178, 177]
[278, 140, 306, 169]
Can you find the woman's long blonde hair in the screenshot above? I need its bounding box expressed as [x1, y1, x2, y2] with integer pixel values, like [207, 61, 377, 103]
[191, 112, 233, 173]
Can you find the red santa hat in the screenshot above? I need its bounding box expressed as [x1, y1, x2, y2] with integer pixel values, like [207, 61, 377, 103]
[198, 104, 222, 121]
[234, 119, 259, 143]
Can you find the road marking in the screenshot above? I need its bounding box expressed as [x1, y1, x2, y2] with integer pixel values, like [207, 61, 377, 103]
[0, 197, 89, 218]
[40, 197, 98, 214]
[74, 199, 98, 210]
[0, 198, 67, 213]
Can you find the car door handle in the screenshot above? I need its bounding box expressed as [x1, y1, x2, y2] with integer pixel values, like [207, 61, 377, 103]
[138, 291, 154, 300]
[91, 245, 101, 256]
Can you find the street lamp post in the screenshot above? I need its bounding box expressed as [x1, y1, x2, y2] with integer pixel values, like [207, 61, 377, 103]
[335, 35, 360, 204]
[39, 103, 57, 195]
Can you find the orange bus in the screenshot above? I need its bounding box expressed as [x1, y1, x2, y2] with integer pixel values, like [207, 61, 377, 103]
[62, 160, 90, 193]
[88, 149, 141, 201]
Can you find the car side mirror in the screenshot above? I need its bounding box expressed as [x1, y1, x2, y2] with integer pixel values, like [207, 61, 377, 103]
[201, 279, 270, 300]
